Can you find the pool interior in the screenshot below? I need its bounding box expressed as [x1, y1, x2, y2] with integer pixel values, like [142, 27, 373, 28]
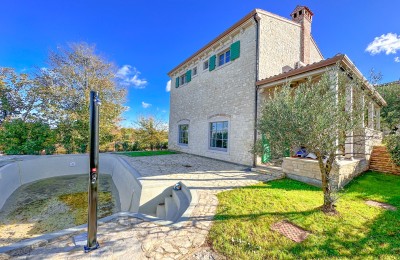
[0, 174, 120, 247]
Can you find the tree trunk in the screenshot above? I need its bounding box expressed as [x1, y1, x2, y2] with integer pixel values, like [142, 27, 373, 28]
[317, 153, 337, 214]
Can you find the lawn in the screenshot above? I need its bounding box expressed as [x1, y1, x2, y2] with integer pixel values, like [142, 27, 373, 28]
[120, 150, 176, 157]
[209, 171, 400, 259]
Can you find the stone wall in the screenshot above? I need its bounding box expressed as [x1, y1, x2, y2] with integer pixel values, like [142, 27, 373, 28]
[282, 157, 369, 189]
[168, 20, 257, 166]
[310, 38, 324, 62]
[258, 12, 301, 80]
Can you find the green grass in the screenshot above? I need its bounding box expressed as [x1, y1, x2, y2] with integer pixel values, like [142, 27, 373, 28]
[209, 171, 400, 259]
[120, 150, 177, 157]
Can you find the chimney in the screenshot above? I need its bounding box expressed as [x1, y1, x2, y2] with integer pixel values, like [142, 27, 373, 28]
[290, 6, 313, 65]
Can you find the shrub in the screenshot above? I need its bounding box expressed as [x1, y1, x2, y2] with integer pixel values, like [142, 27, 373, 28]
[0, 119, 56, 155]
[384, 134, 400, 166]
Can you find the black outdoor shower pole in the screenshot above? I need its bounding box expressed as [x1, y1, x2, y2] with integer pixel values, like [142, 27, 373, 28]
[84, 91, 101, 252]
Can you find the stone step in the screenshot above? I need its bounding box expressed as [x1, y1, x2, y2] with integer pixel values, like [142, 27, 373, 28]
[164, 197, 178, 221]
[369, 146, 400, 175]
[251, 166, 285, 178]
[156, 204, 166, 219]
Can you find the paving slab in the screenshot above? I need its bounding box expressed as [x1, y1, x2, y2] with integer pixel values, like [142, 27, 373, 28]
[271, 220, 310, 243]
[365, 200, 397, 211]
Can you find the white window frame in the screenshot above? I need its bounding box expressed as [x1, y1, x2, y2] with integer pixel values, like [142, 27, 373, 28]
[203, 60, 209, 70]
[209, 121, 229, 152]
[218, 49, 231, 67]
[180, 74, 186, 86]
[178, 124, 189, 146]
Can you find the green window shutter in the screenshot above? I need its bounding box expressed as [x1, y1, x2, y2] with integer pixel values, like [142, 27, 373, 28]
[230, 41, 240, 60]
[186, 70, 192, 83]
[209, 55, 216, 71]
[175, 77, 179, 88]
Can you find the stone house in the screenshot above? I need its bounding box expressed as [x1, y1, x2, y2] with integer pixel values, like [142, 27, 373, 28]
[167, 6, 386, 186]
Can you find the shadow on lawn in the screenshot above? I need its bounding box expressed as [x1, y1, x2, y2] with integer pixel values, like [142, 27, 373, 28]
[213, 172, 400, 258]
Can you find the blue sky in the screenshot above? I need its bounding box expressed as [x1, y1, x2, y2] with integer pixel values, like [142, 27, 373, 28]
[1, 1, 399, 126]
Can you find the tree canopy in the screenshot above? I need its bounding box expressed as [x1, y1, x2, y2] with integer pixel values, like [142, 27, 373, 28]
[0, 43, 128, 154]
[377, 81, 400, 134]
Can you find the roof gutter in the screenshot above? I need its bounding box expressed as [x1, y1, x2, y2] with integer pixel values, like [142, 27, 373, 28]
[253, 12, 261, 168]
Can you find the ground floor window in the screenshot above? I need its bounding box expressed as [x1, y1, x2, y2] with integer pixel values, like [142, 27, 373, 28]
[210, 121, 228, 150]
[178, 124, 189, 145]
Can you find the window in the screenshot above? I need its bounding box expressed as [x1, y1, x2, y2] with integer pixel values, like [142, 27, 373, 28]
[180, 74, 186, 85]
[218, 49, 231, 66]
[193, 66, 197, 76]
[178, 124, 189, 145]
[209, 121, 228, 150]
[203, 60, 209, 70]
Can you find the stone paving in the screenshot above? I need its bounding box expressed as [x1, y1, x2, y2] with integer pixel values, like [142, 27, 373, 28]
[2, 153, 282, 259]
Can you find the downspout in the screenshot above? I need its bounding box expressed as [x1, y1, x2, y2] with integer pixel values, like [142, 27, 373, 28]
[252, 13, 261, 167]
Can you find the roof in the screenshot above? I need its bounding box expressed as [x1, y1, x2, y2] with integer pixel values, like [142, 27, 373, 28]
[256, 54, 344, 86]
[256, 54, 387, 107]
[291, 5, 314, 16]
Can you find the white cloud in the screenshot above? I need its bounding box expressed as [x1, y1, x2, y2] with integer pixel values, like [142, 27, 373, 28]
[395, 57, 400, 63]
[142, 101, 151, 108]
[116, 65, 147, 88]
[366, 33, 400, 55]
[166, 80, 171, 92]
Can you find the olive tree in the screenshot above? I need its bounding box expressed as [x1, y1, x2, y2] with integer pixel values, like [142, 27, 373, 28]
[257, 67, 365, 214]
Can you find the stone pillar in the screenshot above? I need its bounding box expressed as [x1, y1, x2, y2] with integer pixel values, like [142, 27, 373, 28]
[361, 94, 365, 128]
[368, 102, 374, 129]
[375, 106, 380, 130]
[345, 84, 354, 159]
[329, 71, 341, 156]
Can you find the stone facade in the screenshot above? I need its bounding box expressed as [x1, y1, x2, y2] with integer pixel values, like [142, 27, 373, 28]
[168, 7, 324, 166]
[168, 20, 257, 165]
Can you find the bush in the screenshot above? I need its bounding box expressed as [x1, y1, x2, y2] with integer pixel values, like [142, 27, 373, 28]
[0, 119, 57, 155]
[384, 134, 400, 166]
[131, 141, 141, 151]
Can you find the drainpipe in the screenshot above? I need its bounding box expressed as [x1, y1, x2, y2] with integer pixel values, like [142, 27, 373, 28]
[252, 13, 261, 168]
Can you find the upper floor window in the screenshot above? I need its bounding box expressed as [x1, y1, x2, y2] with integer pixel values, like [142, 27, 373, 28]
[210, 121, 228, 151]
[218, 49, 231, 66]
[178, 124, 189, 145]
[180, 74, 186, 85]
[203, 60, 209, 70]
[193, 66, 197, 76]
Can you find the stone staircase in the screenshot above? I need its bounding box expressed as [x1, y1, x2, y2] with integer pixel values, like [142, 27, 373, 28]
[369, 146, 400, 175]
[155, 187, 190, 222]
[251, 165, 285, 178]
